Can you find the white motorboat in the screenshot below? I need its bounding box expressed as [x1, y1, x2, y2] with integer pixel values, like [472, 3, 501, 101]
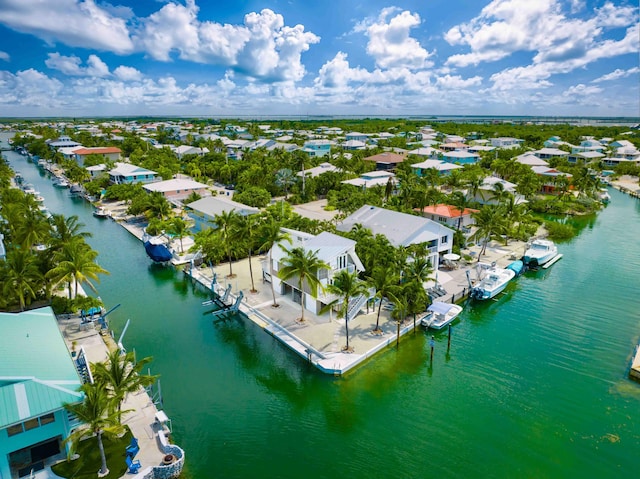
[598, 188, 611, 203]
[93, 207, 110, 218]
[53, 176, 70, 188]
[471, 265, 515, 301]
[421, 302, 463, 329]
[523, 239, 558, 267]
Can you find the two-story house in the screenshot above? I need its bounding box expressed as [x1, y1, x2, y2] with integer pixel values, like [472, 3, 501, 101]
[336, 205, 455, 269]
[263, 229, 365, 316]
[108, 162, 159, 185]
[0, 307, 83, 478]
[302, 139, 333, 158]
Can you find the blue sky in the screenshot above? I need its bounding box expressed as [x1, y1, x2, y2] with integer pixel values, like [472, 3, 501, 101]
[0, 0, 638, 117]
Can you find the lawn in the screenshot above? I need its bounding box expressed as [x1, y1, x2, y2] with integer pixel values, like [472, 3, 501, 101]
[51, 427, 134, 479]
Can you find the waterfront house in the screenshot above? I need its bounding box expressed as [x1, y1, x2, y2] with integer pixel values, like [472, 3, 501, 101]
[0, 307, 83, 479]
[601, 157, 640, 168]
[531, 166, 573, 194]
[71, 147, 121, 166]
[364, 152, 406, 171]
[302, 139, 333, 158]
[46, 136, 81, 150]
[411, 159, 463, 177]
[108, 162, 158, 185]
[441, 150, 480, 165]
[186, 196, 260, 233]
[418, 204, 479, 229]
[143, 178, 211, 202]
[336, 205, 454, 269]
[263, 229, 365, 316]
[342, 171, 396, 189]
[472, 177, 526, 205]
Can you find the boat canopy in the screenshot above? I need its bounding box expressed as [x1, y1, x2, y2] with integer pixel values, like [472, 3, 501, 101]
[427, 302, 455, 315]
[144, 241, 173, 262]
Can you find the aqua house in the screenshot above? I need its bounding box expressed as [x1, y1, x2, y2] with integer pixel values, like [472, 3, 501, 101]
[302, 139, 332, 158]
[0, 307, 83, 478]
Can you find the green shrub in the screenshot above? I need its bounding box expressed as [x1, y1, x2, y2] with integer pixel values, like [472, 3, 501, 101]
[545, 220, 576, 240]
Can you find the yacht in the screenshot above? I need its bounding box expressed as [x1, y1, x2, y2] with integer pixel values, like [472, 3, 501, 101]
[523, 239, 558, 267]
[471, 265, 515, 301]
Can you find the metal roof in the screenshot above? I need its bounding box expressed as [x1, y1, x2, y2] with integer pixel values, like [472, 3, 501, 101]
[0, 307, 82, 427]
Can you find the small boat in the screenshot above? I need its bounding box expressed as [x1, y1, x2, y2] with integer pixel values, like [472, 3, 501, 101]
[421, 302, 463, 329]
[506, 260, 524, 276]
[598, 188, 611, 203]
[143, 234, 173, 263]
[93, 207, 109, 218]
[69, 184, 84, 196]
[471, 265, 515, 301]
[53, 176, 70, 188]
[523, 239, 558, 267]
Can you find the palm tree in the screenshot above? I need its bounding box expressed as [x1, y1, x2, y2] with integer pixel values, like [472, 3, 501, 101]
[47, 241, 110, 298]
[324, 269, 370, 351]
[192, 228, 225, 266]
[1, 247, 42, 310]
[471, 205, 507, 259]
[278, 246, 329, 323]
[275, 168, 296, 199]
[167, 216, 190, 254]
[236, 215, 259, 292]
[449, 190, 471, 230]
[14, 207, 51, 250]
[366, 265, 398, 333]
[257, 220, 291, 307]
[92, 350, 157, 424]
[64, 382, 127, 476]
[213, 209, 240, 278]
[49, 214, 92, 244]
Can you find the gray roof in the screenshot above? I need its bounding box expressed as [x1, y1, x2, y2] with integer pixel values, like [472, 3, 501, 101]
[187, 196, 259, 218]
[337, 205, 453, 247]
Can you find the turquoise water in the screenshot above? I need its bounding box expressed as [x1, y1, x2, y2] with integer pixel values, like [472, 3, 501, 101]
[4, 138, 640, 478]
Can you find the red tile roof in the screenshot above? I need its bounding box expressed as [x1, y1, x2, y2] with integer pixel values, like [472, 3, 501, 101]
[419, 204, 479, 218]
[364, 152, 406, 164]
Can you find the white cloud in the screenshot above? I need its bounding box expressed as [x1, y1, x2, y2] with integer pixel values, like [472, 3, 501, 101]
[364, 9, 433, 69]
[563, 83, 602, 96]
[0, 0, 133, 53]
[114, 65, 143, 82]
[135, 4, 319, 82]
[45, 53, 110, 77]
[85, 55, 109, 77]
[435, 74, 483, 89]
[592, 66, 640, 83]
[315, 52, 371, 88]
[0, 69, 64, 107]
[0, 51, 9, 62]
[444, 0, 638, 67]
[45, 53, 84, 75]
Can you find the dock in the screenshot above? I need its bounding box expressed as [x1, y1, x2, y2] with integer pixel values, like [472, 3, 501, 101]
[630, 344, 640, 382]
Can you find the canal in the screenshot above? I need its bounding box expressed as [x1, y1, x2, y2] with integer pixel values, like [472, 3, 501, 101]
[4, 134, 640, 478]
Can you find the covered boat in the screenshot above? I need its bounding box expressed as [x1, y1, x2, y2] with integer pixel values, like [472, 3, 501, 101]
[143, 234, 173, 263]
[421, 302, 463, 329]
[506, 260, 524, 276]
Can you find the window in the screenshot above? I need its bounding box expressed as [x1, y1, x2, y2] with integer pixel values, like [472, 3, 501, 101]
[39, 413, 55, 426]
[24, 419, 39, 431]
[441, 235, 448, 244]
[7, 424, 23, 436]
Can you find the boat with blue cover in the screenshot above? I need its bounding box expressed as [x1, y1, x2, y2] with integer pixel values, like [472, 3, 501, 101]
[143, 233, 173, 263]
[506, 260, 524, 276]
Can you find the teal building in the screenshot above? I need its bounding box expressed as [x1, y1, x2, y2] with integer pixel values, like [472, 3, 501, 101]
[0, 307, 82, 478]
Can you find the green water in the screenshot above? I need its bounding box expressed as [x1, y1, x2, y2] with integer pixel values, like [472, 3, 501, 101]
[5, 140, 640, 478]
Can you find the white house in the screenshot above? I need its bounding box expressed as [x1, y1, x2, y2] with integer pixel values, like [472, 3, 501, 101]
[263, 229, 365, 316]
[186, 196, 260, 233]
[411, 159, 463, 177]
[337, 205, 454, 269]
[297, 162, 339, 178]
[342, 171, 395, 189]
[108, 162, 158, 185]
[472, 177, 526, 205]
[490, 137, 524, 149]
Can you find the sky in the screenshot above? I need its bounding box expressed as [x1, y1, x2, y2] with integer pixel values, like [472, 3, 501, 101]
[0, 0, 638, 118]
